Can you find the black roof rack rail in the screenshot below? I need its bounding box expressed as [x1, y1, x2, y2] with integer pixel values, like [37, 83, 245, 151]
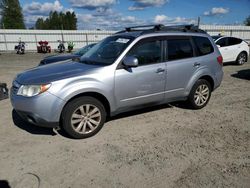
[115, 24, 206, 34]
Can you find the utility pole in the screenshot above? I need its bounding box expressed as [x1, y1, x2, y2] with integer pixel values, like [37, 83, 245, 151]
[197, 17, 200, 28]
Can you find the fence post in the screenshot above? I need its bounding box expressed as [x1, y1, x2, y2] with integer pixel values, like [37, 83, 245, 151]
[34, 33, 38, 50]
[3, 27, 8, 51]
[85, 33, 88, 45]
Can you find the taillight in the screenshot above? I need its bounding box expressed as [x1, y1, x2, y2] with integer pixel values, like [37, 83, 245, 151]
[217, 55, 223, 65]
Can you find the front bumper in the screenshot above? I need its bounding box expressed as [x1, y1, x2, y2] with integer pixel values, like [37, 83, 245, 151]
[15, 110, 59, 128]
[10, 88, 66, 128]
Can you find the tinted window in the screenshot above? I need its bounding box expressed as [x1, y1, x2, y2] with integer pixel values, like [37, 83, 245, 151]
[216, 38, 227, 47]
[127, 39, 162, 65]
[167, 39, 193, 61]
[193, 36, 214, 56]
[228, 37, 242, 46]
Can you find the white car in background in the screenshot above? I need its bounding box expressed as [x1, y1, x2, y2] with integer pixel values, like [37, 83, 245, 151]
[212, 36, 249, 65]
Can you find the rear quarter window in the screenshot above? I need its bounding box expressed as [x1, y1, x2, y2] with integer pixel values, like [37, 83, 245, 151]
[193, 36, 214, 56]
[228, 37, 242, 46]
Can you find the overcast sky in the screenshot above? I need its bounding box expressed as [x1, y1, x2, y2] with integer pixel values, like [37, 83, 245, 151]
[20, 0, 250, 29]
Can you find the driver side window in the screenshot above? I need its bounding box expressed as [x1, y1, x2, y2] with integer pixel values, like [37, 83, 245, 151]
[126, 39, 162, 66]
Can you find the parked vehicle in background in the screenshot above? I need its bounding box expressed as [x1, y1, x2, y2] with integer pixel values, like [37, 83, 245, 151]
[57, 40, 65, 53]
[67, 41, 75, 53]
[37, 41, 51, 53]
[0, 83, 8, 101]
[39, 43, 96, 66]
[212, 36, 249, 65]
[11, 25, 223, 139]
[14, 41, 25, 54]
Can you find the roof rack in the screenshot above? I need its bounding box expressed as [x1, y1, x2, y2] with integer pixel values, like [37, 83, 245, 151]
[115, 24, 206, 35]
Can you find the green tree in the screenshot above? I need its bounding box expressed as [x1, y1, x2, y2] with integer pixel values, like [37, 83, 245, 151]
[35, 18, 44, 29]
[0, 0, 25, 29]
[35, 11, 77, 30]
[244, 15, 250, 26]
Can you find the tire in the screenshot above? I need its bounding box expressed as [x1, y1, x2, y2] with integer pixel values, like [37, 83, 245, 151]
[236, 52, 247, 65]
[61, 97, 106, 139]
[187, 79, 212, 109]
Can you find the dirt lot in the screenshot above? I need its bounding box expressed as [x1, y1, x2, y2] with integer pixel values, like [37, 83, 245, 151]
[0, 53, 249, 188]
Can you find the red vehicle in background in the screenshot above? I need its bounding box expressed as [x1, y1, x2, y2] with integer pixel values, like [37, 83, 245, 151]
[37, 41, 51, 53]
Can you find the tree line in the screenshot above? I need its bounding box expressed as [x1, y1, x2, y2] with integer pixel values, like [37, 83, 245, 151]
[35, 11, 77, 30]
[0, 0, 77, 29]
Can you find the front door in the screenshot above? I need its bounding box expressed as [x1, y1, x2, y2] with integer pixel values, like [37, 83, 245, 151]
[114, 38, 166, 110]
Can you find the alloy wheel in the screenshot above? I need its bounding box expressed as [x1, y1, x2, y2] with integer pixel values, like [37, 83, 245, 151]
[71, 104, 101, 134]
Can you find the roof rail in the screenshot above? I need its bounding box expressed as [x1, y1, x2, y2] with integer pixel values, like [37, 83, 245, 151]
[115, 24, 206, 34]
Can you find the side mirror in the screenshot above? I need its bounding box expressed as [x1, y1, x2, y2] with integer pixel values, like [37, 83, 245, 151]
[123, 56, 138, 68]
[216, 45, 221, 48]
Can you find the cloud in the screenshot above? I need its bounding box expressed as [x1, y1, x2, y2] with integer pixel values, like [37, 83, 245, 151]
[69, 0, 116, 9]
[204, 7, 229, 16]
[77, 11, 145, 30]
[23, 0, 63, 15]
[154, 14, 196, 25]
[129, 0, 169, 11]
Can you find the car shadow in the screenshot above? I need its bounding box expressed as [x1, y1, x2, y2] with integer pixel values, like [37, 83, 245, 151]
[231, 69, 250, 81]
[108, 103, 172, 121]
[108, 102, 192, 122]
[12, 101, 191, 138]
[223, 61, 239, 66]
[12, 110, 56, 136]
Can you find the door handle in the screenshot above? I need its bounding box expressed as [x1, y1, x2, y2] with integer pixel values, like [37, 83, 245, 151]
[193, 62, 200, 67]
[156, 68, 165, 73]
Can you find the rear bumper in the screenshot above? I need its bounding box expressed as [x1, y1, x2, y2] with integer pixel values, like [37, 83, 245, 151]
[214, 69, 224, 90]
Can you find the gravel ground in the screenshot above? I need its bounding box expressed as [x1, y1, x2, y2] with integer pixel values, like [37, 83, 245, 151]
[0, 53, 249, 188]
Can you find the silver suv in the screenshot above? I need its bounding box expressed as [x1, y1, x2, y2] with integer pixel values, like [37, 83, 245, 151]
[11, 25, 223, 139]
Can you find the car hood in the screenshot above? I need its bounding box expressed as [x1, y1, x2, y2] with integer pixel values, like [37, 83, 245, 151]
[42, 54, 80, 63]
[16, 61, 102, 85]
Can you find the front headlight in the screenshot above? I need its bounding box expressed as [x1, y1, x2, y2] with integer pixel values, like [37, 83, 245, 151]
[17, 84, 51, 97]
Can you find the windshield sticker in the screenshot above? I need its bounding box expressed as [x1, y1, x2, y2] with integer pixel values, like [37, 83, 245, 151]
[116, 38, 130, 43]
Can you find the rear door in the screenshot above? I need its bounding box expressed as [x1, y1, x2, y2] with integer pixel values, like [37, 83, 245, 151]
[164, 36, 197, 99]
[114, 37, 166, 109]
[227, 37, 243, 61]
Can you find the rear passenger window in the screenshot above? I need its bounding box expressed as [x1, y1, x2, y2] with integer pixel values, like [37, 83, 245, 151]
[228, 37, 242, 46]
[193, 36, 214, 56]
[167, 39, 193, 61]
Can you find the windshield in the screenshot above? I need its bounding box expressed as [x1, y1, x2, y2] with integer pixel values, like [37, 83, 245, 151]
[74, 43, 96, 56]
[212, 36, 222, 41]
[80, 35, 134, 65]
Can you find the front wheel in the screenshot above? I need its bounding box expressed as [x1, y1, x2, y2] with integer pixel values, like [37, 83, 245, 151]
[61, 97, 106, 139]
[187, 79, 211, 109]
[236, 52, 247, 65]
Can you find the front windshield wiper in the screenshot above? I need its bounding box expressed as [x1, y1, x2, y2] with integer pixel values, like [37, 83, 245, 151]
[80, 59, 107, 66]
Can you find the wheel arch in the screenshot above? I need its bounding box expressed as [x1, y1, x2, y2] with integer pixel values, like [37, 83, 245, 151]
[61, 92, 111, 121]
[238, 51, 248, 62]
[198, 75, 214, 91]
[185, 68, 216, 96]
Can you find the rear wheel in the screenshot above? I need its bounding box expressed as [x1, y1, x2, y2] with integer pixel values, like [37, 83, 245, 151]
[236, 52, 247, 65]
[188, 79, 211, 109]
[62, 97, 106, 139]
